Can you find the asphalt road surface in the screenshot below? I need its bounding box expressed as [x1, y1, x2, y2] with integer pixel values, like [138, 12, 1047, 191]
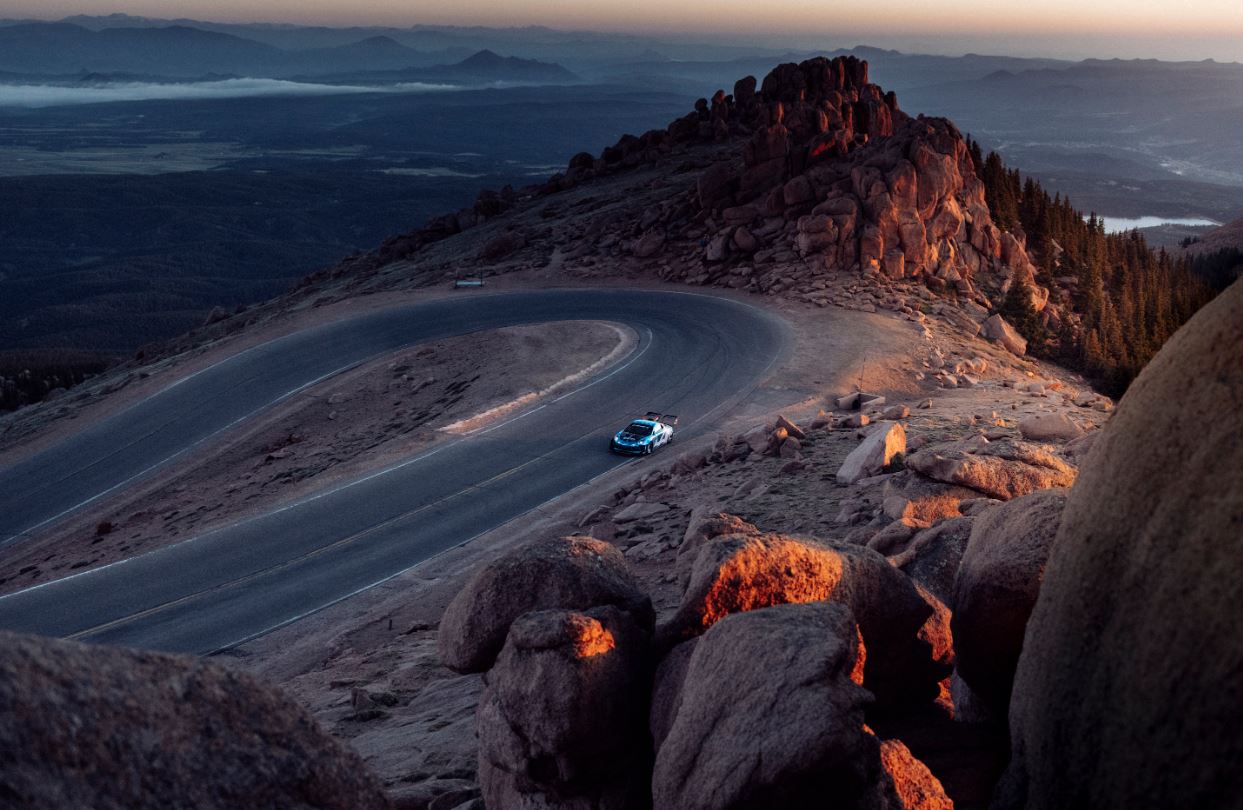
[0, 289, 788, 654]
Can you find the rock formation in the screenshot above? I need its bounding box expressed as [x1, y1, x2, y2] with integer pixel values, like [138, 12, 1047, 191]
[661, 531, 947, 705]
[651, 602, 878, 810]
[318, 55, 1052, 335]
[950, 488, 1067, 713]
[477, 606, 651, 809]
[0, 631, 390, 809]
[438, 535, 654, 673]
[997, 280, 1243, 809]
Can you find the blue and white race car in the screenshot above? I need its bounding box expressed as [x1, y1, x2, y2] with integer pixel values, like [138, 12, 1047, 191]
[609, 412, 677, 455]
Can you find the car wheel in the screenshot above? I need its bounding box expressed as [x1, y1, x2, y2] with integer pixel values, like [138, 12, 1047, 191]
[644, 443, 653, 455]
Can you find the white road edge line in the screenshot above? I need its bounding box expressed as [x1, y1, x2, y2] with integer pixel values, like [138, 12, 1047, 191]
[0, 328, 654, 602]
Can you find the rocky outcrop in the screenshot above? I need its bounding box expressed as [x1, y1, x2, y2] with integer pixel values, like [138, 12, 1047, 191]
[652, 602, 878, 810]
[662, 532, 946, 704]
[0, 631, 390, 809]
[998, 280, 1243, 809]
[438, 535, 654, 673]
[906, 436, 1076, 500]
[951, 489, 1067, 713]
[477, 606, 650, 810]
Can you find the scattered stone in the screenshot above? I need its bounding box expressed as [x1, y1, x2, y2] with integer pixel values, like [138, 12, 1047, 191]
[773, 414, 806, 440]
[1017, 413, 1083, 442]
[836, 422, 906, 485]
[614, 501, 669, 523]
[882, 404, 911, 420]
[980, 314, 1027, 356]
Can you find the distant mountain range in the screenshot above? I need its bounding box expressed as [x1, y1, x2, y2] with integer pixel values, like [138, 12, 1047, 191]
[0, 20, 580, 82]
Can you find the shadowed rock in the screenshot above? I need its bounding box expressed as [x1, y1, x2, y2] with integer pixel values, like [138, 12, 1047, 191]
[998, 280, 1243, 809]
[0, 631, 390, 809]
[439, 535, 654, 673]
[951, 489, 1067, 713]
[477, 606, 650, 810]
[652, 602, 877, 810]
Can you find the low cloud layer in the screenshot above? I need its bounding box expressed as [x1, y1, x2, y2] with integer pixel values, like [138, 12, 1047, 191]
[0, 78, 459, 108]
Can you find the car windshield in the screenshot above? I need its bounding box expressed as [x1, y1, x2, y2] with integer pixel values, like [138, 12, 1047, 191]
[624, 422, 655, 436]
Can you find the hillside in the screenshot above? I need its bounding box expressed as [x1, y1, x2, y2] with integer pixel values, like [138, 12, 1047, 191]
[1, 54, 1238, 810]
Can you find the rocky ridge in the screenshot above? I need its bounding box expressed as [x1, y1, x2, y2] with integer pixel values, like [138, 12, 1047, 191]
[292, 56, 1054, 364]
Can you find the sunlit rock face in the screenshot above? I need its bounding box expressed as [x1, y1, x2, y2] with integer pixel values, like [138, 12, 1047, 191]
[997, 279, 1243, 809]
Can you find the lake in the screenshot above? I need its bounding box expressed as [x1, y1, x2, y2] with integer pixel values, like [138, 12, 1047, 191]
[1097, 216, 1219, 233]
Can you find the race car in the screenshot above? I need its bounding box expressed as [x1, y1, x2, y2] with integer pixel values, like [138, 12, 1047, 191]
[609, 412, 677, 455]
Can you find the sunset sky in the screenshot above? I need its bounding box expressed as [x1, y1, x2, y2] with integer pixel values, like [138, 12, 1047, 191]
[3, 0, 1242, 60]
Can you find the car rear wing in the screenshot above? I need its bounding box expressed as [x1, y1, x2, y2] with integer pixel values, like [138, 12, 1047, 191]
[644, 411, 679, 425]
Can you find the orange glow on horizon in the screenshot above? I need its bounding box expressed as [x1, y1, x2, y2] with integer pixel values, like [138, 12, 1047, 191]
[2, 0, 1241, 60]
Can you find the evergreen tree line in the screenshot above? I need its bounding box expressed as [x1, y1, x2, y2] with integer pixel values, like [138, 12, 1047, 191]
[966, 139, 1225, 397]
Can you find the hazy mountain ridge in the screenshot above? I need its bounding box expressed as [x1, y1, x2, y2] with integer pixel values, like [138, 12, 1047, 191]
[0, 21, 580, 80]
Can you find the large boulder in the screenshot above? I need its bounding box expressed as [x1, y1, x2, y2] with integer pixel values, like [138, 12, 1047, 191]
[837, 421, 907, 485]
[891, 516, 974, 605]
[1017, 412, 1084, 442]
[906, 437, 1076, 500]
[951, 489, 1067, 712]
[979, 314, 1027, 356]
[661, 533, 945, 704]
[652, 603, 878, 810]
[998, 281, 1243, 809]
[439, 536, 653, 673]
[0, 632, 389, 809]
[477, 606, 650, 810]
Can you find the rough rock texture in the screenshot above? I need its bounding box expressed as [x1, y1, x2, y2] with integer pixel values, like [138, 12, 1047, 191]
[881, 472, 980, 531]
[477, 606, 650, 810]
[439, 535, 654, 672]
[873, 738, 955, 810]
[649, 639, 698, 750]
[661, 532, 945, 704]
[951, 489, 1067, 712]
[892, 516, 974, 606]
[652, 602, 878, 810]
[998, 281, 1243, 810]
[676, 509, 759, 574]
[837, 421, 907, 485]
[979, 314, 1027, 356]
[0, 631, 390, 809]
[1017, 413, 1082, 442]
[906, 437, 1076, 500]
